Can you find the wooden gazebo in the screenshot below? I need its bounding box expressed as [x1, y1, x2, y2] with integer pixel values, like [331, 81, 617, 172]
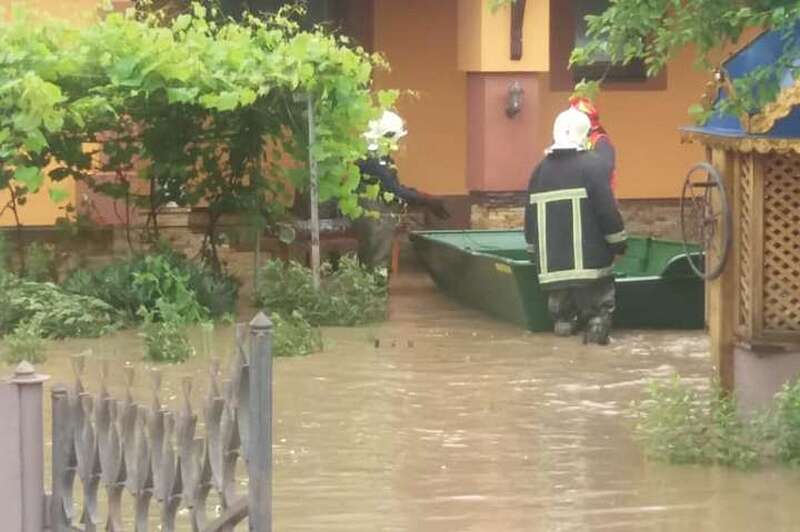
[681, 29, 800, 409]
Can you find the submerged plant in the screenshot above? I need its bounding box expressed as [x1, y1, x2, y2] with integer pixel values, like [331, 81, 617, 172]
[271, 312, 322, 358]
[3, 320, 46, 365]
[255, 255, 388, 326]
[632, 376, 762, 469]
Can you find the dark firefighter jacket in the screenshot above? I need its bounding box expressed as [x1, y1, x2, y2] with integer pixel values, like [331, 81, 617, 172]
[524, 149, 627, 290]
[357, 156, 427, 207]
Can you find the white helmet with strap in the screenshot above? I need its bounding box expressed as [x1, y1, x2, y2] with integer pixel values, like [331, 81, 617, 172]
[364, 110, 408, 152]
[547, 108, 591, 153]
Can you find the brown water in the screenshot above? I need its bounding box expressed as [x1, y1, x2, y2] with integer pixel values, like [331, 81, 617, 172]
[21, 274, 800, 531]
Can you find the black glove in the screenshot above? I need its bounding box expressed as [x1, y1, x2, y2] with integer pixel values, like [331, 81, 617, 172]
[427, 198, 450, 220]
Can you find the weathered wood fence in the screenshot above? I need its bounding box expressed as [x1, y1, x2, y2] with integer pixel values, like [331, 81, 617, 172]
[0, 312, 274, 532]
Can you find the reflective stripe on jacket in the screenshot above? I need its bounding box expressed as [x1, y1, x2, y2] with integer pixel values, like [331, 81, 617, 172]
[524, 150, 626, 290]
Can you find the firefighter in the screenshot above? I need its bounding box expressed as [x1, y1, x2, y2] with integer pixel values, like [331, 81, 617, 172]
[569, 96, 617, 192]
[524, 108, 627, 345]
[353, 111, 449, 270]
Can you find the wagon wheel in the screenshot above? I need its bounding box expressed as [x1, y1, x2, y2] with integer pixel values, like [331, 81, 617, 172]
[680, 162, 732, 280]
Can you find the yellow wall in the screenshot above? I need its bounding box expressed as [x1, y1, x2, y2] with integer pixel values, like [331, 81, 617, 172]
[458, 0, 549, 73]
[373, 0, 467, 195]
[536, 47, 708, 199]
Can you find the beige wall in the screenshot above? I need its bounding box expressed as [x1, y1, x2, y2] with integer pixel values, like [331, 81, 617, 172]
[457, 0, 549, 72]
[373, 0, 467, 195]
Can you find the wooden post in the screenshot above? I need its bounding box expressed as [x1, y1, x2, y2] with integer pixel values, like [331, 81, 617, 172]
[707, 148, 737, 390]
[0, 362, 50, 532]
[50, 386, 72, 532]
[248, 312, 273, 532]
[307, 95, 321, 290]
[749, 155, 765, 339]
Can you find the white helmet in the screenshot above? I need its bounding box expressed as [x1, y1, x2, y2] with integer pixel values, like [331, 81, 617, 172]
[364, 110, 408, 151]
[547, 108, 591, 153]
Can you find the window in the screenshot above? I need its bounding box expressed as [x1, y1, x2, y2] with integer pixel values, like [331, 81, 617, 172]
[549, 0, 664, 91]
[570, 0, 647, 83]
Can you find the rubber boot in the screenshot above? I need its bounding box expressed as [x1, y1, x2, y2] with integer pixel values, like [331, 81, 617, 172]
[584, 316, 610, 345]
[554, 318, 578, 337]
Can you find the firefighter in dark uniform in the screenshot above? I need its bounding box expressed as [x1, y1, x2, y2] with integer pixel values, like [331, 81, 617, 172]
[353, 111, 449, 270]
[524, 109, 627, 345]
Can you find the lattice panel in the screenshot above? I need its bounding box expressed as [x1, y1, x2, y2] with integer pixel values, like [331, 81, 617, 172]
[737, 154, 754, 334]
[762, 154, 800, 333]
[50, 324, 262, 532]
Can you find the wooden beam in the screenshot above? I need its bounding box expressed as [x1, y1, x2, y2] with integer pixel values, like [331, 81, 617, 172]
[510, 0, 527, 60]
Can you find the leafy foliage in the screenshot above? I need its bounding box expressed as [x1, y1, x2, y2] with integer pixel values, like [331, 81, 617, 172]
[0, 5, 396, 269]
[63, 250, 238, 321]
[256, 255, 388, 326]
[770, 379, 800, 465]
[0, 276, 123, 339]
[2, 319, 46, 365]
[632, 376, 773, 469]
[140, 315, 196, 363]
[569, 0, 800, 120]
[271, 311, 322, 357]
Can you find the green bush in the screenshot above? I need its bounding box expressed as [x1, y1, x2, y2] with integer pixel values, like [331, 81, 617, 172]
[0, 277, 123, 339]
[771, 380, 800, 465]
[140, 317, 195, 363]
[255, 256, 387, 326]
[272, 312, 323, 357]
[632, 376, 762, 469]
[63, 250, 239, 321]
[3, 320, 46, 365]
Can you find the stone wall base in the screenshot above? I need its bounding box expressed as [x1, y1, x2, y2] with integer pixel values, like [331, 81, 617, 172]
[469, 198, 683, 240]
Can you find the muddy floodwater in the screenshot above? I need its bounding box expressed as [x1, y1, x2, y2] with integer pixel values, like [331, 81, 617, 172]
[19, 273, 800, 531]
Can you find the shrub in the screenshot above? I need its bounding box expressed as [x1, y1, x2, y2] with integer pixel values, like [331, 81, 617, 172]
[0, 277, 123, 339]
[255, 256, 387, 326]
[771, 379, 800, 465]
[632, 376, 762, 469]
[3, 320, 46, 365]
[140, 316, 195, 363]
[63, 250, 239, 321]
[271, 312, 323, 358]
[131, 255, 207, 323]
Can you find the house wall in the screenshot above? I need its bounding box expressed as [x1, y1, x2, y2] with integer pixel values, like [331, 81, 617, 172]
[372, 0, 467, 196]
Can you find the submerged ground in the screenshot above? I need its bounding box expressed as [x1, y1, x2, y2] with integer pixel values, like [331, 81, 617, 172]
[19, 272, 800, 531]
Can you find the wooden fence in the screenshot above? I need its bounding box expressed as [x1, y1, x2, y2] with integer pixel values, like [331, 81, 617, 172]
[1, 312, 274, 532]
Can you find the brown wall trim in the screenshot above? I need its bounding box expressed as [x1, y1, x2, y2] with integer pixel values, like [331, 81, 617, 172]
[549, 0, 667, 92]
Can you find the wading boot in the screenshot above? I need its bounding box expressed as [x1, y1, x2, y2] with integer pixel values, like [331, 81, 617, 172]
[584, 316, 610, 346]
[554, 318, 578, 337]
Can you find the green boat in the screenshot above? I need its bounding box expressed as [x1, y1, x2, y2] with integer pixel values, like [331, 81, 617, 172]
[409, 230, 705, 331]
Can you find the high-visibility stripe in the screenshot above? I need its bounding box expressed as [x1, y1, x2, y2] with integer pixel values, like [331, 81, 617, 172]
[529, 188, 588, 204]
[605, 230, 628, 244]
[539, 266, 614, 284]
[537, 202, 547, 274]
[572, 197, 584, 271]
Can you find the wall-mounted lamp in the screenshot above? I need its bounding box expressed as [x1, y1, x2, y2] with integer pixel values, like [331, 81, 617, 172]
[506, 81, 524, 119]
